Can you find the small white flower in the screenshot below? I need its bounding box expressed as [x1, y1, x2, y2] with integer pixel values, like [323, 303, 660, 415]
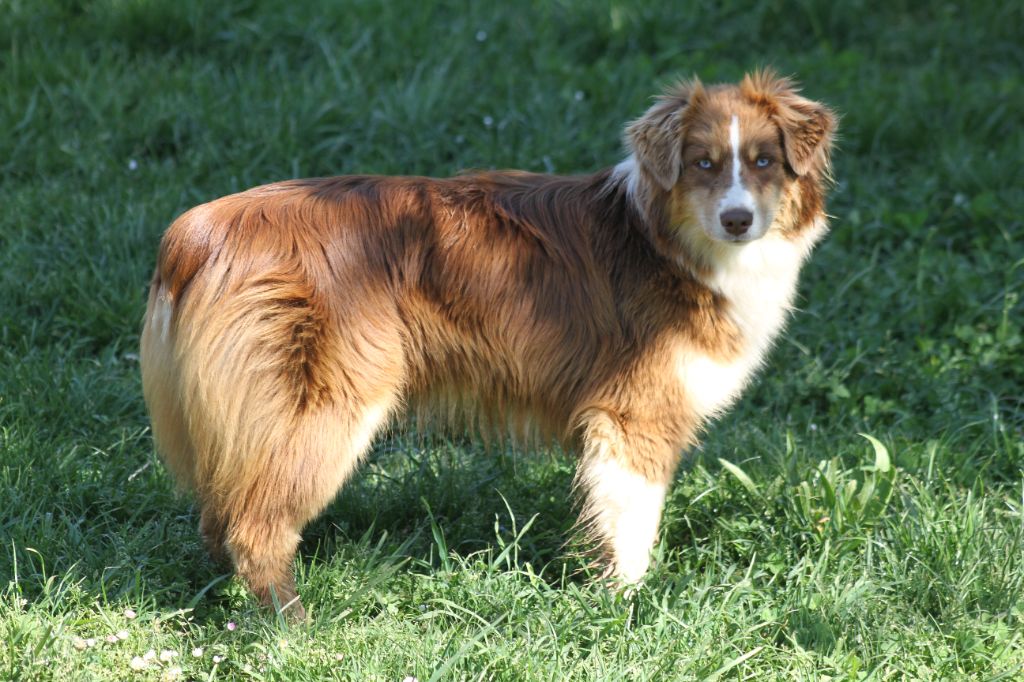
[483, 116, 494, 127]
[192, 647, 204, 658]
[402, 677, 419, 682]
[162, 666, 182, 681]
[574, 90, 584, 101]
[335, 653, 345, 661]
[129, 656, 147, 670]
[116, 630, 129, 640]
[128, 159, 139, 171]
[475, 30, 487, 41]
[106, 635, 119, 644]
[123, 608, 137, 619]
[213, 654, 224, 664]
[143, 649, 156, 661]
[72, 637, 88, 651]
[85, 638, 97, 648]
[226, 620, 237, 631]
[159, 649, 178, 662]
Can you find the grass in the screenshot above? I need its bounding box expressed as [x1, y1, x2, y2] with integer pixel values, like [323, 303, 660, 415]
[1, 0, 1022, 679]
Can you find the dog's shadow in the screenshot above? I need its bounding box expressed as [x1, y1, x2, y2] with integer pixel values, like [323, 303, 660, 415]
[299, 433, 580, 578]
[176, 434, 582, 622]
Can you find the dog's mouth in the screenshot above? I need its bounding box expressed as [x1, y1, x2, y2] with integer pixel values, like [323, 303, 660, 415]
[702, 224, 766, 245]
[720, 233, 758, 244]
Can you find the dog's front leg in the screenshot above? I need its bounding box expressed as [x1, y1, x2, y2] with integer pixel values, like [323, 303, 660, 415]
[573, 409, 678, 583]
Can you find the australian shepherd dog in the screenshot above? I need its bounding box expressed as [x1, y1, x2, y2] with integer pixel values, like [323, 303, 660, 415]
[140, 70, 837, 619]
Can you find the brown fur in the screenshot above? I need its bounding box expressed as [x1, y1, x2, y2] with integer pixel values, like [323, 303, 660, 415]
[140, 71, 836, 618]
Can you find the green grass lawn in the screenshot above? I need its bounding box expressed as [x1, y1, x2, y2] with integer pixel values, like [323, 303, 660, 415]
[1, 0, 1022, 679]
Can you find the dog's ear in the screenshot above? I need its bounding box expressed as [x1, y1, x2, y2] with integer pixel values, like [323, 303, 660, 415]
[742, 69, 838, 177]
[625, 79, 703, 191]
[777, 97, 837, 177]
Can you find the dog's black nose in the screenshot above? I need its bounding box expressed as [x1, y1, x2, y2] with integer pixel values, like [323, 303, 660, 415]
[720, 209, 753, 235]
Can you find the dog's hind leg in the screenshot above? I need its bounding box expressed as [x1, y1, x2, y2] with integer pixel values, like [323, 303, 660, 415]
[220, 397, 398, 620]
[199, 502, 230, 567]
[573, 409, 679, 583]
[168, 254, 406, 620]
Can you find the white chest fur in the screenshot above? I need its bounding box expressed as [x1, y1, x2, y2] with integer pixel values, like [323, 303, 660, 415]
[676, 229, 819, 420]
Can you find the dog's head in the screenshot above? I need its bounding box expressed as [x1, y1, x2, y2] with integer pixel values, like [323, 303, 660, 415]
[623, 70, 837, 254]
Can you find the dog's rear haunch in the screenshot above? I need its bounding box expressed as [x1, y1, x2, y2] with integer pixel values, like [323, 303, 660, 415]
[140, 70, 836, 619]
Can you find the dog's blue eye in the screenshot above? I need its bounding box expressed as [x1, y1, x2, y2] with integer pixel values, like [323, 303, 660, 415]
[697, 159, 713, 170]
[756, 157, 772, 168]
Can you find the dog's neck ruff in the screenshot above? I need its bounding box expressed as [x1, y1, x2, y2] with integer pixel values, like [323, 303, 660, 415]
[678, 218, 825, 420]
[609, 159, 826, 420]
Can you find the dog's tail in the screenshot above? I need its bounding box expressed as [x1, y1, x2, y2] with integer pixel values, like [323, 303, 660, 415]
[139, 201, 222, 494]
[141, 194, 346, 499]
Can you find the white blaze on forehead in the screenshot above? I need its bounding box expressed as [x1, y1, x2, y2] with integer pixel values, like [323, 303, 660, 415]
[720, 114, 755, 212]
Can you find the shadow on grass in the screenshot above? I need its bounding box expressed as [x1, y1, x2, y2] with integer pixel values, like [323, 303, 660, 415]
[155, 433, 583, 621]
[306, 433, 580, 571]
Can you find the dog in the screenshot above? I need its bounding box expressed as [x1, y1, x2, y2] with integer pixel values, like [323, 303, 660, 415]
[140, 70, 836, 619]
